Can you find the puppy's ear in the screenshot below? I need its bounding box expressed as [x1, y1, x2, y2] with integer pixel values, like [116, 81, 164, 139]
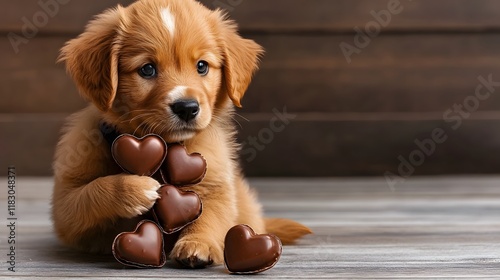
[219, 18, 264, 107]
[59, 7, 125, 112]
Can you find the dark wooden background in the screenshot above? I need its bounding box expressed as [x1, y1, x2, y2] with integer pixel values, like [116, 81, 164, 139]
[2, 0, 500, 177]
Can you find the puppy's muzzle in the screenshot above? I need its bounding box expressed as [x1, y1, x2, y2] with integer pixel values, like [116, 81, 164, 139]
[170, 100, 200, 122]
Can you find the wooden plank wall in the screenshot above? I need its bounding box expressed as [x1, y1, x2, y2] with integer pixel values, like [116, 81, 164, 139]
[2, 0, 500, 177]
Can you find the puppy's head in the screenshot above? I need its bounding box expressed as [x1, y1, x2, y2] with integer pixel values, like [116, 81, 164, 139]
[60, 0, 263, 142]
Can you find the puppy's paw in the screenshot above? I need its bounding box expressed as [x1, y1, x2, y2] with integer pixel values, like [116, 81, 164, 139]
[117, 176, 161, 218]
[171, 236, 223, 268]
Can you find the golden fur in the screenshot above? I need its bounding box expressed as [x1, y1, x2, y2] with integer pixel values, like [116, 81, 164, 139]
[52, 0, 311, 268]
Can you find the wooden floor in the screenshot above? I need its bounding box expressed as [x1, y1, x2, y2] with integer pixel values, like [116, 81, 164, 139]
[1, 177, 500, 279]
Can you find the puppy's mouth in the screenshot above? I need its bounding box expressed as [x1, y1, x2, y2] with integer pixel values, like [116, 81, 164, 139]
[162, 120, 202, 142]
[162, 101, 209, 142]
[164, 128, 198, 142]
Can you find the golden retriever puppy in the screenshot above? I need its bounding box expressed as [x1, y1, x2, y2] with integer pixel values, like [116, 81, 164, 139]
[52, 0, 311, 268]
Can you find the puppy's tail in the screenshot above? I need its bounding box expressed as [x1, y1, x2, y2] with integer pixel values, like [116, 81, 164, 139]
[265, 218, 313, 245]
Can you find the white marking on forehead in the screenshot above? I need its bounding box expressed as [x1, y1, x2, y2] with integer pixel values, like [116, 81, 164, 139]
[168, 86, 187, 102]
[161, 7, 175, 38]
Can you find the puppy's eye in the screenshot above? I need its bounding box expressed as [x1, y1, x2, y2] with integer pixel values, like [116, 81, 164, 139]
[138, 64, 157, 79]
[196, 60, 209, 76]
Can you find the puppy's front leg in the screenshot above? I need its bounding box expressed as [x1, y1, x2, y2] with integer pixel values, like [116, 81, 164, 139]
[53, 174, 161, 250]
[171, 184, 236, 268]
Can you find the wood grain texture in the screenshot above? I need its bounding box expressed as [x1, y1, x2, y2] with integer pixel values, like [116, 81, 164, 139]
[0, 36, 85, 114]
[245, 33, 500, 113]
[0, 0, 135, 33]
[237, 118, 500, 177]
[0, 177, 499, 278]
[0, 115, 66, 176]
[199, 0, 500, 33]
[3, 0, 500, 33]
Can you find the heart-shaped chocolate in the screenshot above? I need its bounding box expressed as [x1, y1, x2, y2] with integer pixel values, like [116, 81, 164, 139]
[111, 134, 167, 176]
[161, 144, 207, 186]
[152, 185, 202, 234]
[224, 224, 282, 274]
[112, 220, 166, 268]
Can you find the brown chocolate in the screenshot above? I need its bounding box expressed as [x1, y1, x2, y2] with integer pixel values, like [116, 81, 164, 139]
[111, 134, 167, 176]
[161, 144, 207, 186]
[224, 224, 282, 274]
[152, 185, 202, 234]
[112, 220, 166, 268]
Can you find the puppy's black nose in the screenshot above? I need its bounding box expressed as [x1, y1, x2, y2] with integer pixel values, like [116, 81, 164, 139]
[170, 100, 200, 122]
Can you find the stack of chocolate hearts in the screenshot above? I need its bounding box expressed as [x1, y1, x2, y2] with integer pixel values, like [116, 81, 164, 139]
[109, 133, 283, 274]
